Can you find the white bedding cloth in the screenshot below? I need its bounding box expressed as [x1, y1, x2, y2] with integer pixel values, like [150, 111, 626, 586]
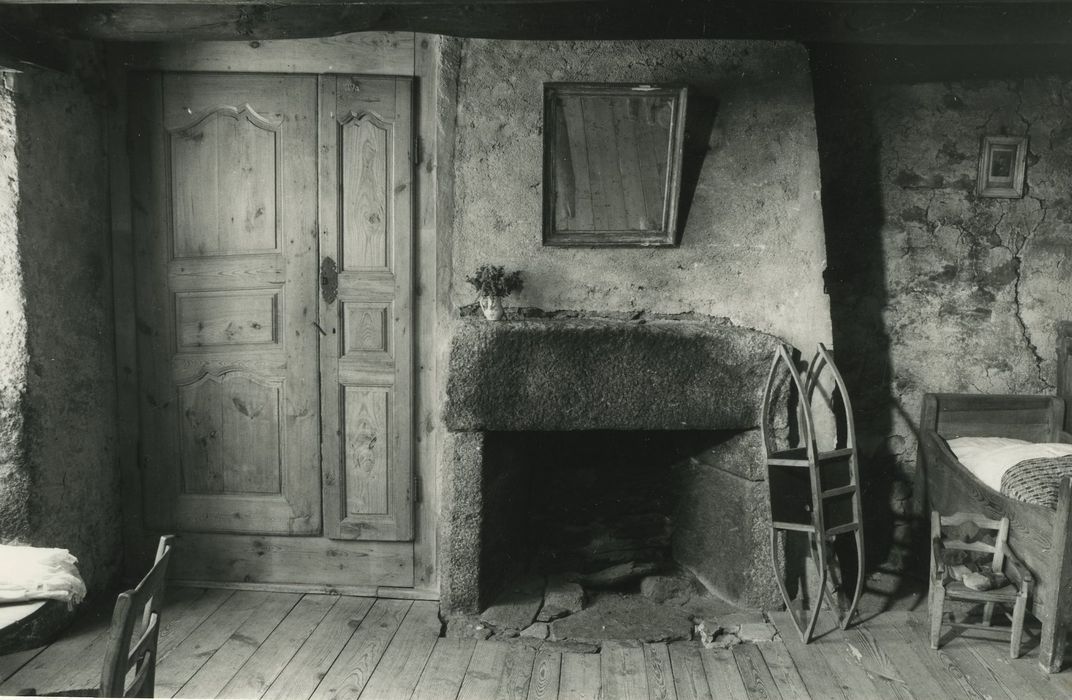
[0, 544, 86, 609]
[947, 436, 1072, 492]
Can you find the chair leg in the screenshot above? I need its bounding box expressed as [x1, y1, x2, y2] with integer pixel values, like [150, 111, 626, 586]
[983, 602, 995, 626]
[929, 585, 945, 649]
[1010, 595, 1027, 659]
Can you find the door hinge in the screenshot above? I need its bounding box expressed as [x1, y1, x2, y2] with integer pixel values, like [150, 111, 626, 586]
[413, 135, 423, 166]
[413, 473, 422, 503]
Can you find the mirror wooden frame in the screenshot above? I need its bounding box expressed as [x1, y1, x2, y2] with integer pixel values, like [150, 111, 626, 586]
[542, 83, 688, 247]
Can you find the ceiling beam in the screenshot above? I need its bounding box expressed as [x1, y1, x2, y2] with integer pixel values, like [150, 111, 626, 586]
[0, 0, 604, 3]
[3, 2, 1072, 45]
[0, 18, 70, 71]
[2, 0, 1068, 4]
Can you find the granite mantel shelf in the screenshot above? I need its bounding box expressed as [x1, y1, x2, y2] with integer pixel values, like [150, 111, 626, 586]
[444, 317, 784, 432]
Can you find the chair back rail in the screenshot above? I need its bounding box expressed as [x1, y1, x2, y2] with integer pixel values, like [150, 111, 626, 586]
[100, 535, 173, 698]
[934, 512, 1008, 575]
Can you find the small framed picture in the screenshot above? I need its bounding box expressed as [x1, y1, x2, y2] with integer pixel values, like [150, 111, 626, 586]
[977, 135, 1028, 198]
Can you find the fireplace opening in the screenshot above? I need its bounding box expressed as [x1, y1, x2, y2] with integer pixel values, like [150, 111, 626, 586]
[482, 430, 686, 584]
[462, 428, 784, 644]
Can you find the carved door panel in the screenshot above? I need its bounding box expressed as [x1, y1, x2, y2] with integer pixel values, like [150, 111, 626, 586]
[131, 73, 321, 535]
[318, 76, 414, 541]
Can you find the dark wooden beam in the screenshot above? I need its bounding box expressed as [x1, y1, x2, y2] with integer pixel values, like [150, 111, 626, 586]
[2, 0, 1068, 4]
[0, 14, 70, 71]
[3, 1, 1072, 44]
[1, 0, 605, 3]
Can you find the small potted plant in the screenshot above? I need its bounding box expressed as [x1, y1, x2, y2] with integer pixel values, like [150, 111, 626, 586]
[466, 264, 523, 320]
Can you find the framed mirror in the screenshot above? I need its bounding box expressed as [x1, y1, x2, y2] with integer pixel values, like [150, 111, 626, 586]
[542, 83, 688, 247]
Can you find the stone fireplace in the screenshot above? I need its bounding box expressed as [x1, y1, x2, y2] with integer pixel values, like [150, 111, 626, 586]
[440, 315, 787, 615]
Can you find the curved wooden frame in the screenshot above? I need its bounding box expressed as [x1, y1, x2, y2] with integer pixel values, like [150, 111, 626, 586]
[762, 343, 865, 643]
[807, 344, 865, 629]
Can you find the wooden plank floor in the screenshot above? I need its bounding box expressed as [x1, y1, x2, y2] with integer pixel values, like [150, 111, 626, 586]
[3, 588, 1072, 699]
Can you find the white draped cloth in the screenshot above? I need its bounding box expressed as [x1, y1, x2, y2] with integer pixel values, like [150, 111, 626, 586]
[0, 545, 86, 609]
[947, 436, 1072, 493]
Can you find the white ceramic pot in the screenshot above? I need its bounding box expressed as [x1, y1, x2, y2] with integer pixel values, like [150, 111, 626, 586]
[479, 296, 504, 320]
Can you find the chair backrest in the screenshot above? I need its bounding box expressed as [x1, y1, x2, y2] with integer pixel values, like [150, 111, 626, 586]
[931, 512, 1008, 573]
[100, 536, 174, 698]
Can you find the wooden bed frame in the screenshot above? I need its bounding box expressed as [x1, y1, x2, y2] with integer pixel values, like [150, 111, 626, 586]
[919, 392, 1072, 672]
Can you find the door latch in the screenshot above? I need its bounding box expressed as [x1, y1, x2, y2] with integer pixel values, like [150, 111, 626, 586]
[320, 256, 338, 304]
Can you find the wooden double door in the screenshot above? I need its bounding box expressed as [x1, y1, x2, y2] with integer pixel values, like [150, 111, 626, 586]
[128, 72, 416, 587]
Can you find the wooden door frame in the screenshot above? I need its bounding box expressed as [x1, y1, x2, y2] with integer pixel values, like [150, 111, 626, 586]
[107, 32, 449, 599]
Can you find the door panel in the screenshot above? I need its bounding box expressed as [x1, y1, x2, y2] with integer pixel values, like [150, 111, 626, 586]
[169, 105, 279, 256]
[132, 72, 320, 536]
[319, 75, 415, 541]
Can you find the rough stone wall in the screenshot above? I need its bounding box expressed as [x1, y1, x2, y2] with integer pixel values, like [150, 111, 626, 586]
[813, 48, 1072, 579]
[0, 55, 121, 593]
[672, 430, 775, 608]
[0, 77, 29, 542]
[451, 39, 832, 351]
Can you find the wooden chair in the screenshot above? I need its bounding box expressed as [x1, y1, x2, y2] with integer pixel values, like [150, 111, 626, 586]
[929, 512, 1031, 658]
[21, 536, 174, 698]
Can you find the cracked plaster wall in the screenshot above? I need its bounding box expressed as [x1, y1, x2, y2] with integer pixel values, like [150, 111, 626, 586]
[451, 39, 832, 351]
[879, 80, 1057, 402]
[813, 57, 1072, 578]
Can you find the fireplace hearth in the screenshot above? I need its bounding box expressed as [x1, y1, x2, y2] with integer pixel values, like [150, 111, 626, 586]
[440, 316, 788, 615]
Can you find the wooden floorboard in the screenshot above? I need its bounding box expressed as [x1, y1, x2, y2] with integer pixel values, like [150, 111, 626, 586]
[700, 647, 749, 700]
[155, 589, 268, 697]
[6, 590, 1072, 699]
[733, 642, 783, 700]
[806, 614, 891, 700]
[496, 642, 537, 699]
[862, 612, 981, 700]
[901, 610, 998, 699]
[175, 592, 301, 698]
[0, 600, 114, 696]
[601, 641, 649, 700]
[0, 645, 45, 685]
[218, 593, 337, 700]
[558, 651, 601, 700]
[668, 642, 712, 700]
[358, 600, 441, 699]
[847, 620, 948, 700]
[756, 641, 810, 700]
[456, 640, 510, 700]
[412, 638, 476, 700]
[966, 638, 1049, 700]
[768, 611, 848, 700]
[155, 587, 236, 662]
[527, 648, 561, 700]
[643, 643, 677, 700]
[262, 595, 374, 700]
[309, 597, 410, 700]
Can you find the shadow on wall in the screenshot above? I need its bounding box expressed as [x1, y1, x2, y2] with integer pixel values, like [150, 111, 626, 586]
[9, 55, 121, 595]
[676, 94, 719, 235]
[807, 42, 1072, 608]
[809, 46, 904, 606]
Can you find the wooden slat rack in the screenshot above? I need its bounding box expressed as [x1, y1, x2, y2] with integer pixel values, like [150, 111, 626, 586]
[761, 342, 865, 643]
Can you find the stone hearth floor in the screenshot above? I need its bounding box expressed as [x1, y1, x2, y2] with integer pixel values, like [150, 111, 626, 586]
[447, 567, 783, 651]
[447, 565, 931, 651]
